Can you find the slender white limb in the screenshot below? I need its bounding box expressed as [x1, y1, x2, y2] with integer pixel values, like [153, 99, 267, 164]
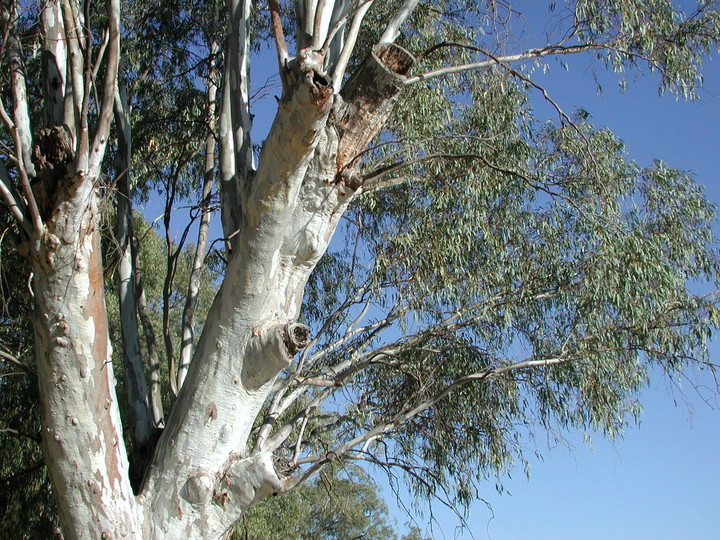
[89, 0, 120, 176]
[379, 0, 420, 43]
[7, 26, 35, 179]
[268, 0, 289, 69]
[303, 0, 318, 44]
[294, 354, 575, 486]
[332, 0, 373, 92]
[0, 91, 42, 233]
[90, 28, 109, 83]
[311, 0, 328, 48]
[178, 39, 220, 391]
[114, 84, 156, 449]
[405, 42, 608, 84]
[0, 160, 31, 235]
[320, 0, 351, 69]
[61, 0, 86, 160]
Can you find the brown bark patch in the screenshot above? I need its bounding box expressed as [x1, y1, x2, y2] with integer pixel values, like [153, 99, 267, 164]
[335, 43, 415, 174]
[31, 125, 74, 217]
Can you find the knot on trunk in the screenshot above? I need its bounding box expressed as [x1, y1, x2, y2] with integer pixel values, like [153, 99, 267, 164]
[215, 452, 285, 511]
[283, 322, 310, 355]
[31, 125, 75, 217]
[243, 322, 312, 388]
[284, 48, 334, 107]
[32, 124, 74, 177]
[182, 471, 215, 506]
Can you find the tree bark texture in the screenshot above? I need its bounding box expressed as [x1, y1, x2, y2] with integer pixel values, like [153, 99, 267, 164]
[31, 178, 141, 538]
[10, 1, 413, 536]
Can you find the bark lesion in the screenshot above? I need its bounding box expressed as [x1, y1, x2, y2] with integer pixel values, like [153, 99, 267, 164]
[333, 42, 415, 186]
[30, 124, 75, 218]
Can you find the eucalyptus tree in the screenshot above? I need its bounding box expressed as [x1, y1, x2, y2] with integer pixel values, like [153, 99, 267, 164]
[1, 1, 719, 539]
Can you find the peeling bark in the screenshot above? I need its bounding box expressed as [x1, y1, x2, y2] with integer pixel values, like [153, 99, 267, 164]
[335, 43, 414, 173]
[4, 1, 425, 537]
[41, 0, 70, 128]
[140, 53, 336, 538]
[32, 180, 141, 538]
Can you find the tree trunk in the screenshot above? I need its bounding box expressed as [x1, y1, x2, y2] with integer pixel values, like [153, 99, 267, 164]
[134, 42, 413, 539]
[31, 178, 141, 538]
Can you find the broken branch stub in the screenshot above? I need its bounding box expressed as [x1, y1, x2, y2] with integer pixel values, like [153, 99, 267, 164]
[335, 43, 415, 173]
[243, 322, 311, 388]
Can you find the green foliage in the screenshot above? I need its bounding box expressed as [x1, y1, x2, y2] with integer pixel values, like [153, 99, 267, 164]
[291, 1, 720, 508]
[233, 465, 398, 540]
[2, 0, 720, 534]
[0, 237, 59, 538]
[574, 0, 720, 96]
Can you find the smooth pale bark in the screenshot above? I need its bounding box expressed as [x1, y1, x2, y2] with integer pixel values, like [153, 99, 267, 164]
[32, 180, 141, 538]
[41, 0, 69, 128]
[7, 0, 418, 536]
[178, 42, 220, 391]
[141, 51, 334, 538]
[8, 20, 36, 179]
[220, 0, 254, 251]
[136, 42, 413, 539]
[28, 0, 133, 535]
[114, 86, 156, 452]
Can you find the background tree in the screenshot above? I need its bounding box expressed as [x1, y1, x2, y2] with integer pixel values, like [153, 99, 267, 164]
[1, 1, 719, 539]
[234, 464, 402, 540]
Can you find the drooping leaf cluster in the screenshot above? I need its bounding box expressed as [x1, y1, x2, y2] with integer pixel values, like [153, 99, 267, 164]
[284, 1, 720, 509]
[1, 0, 720, 531]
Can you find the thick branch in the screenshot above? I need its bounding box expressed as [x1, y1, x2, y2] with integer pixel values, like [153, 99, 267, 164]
[88, 0, 120, 175]
[41, 0, 69, 127]
[220, 0, 254, 252]
[335, 43, 415, 173]
[379, 0, 420, 43]
[331, 0, 373, 92]
[268, 0, 289, 71]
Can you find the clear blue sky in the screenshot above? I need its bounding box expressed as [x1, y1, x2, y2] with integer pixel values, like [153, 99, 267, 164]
[375, 5, 720, 539]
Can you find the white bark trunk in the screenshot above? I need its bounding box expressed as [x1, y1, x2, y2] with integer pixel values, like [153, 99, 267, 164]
[114, 85, 156, 451]
[9, 2, 413, 535]
[32, 180, 142, 538]
[140, 51, 335, 538]
[178, 42, 220, 391]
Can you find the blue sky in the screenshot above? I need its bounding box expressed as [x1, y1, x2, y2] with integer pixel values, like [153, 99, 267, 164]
[378, 6, 720, 539]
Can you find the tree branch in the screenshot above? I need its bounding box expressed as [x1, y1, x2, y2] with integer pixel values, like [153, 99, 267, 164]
[0, 160, 32, 236]
[89, 0, 120, 175]
[404, 42, 610, 85]
[0, 346, 36, 377]
[0, 92, 42, 233]
[220, 0, 254, 253]
[379, 0, 420, 44]
[331, 0, 373, 92]
[268, 0, 289, 70]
